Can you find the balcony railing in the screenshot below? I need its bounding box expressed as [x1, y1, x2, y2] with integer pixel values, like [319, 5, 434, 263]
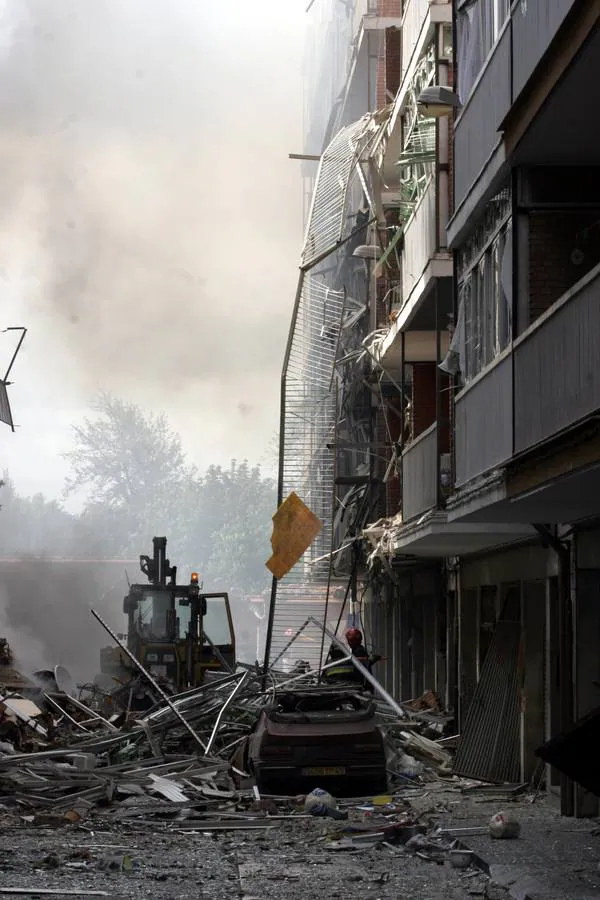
[401, 178, 437, 306]
[352, 0, 378, 41]
[401, 0, 430, 81]
[512, 0, 578, 100]
[454, 352, 513, 487]
[514, 264, 600, 454]
[453, 26, 511, 210]
[402, 423, 438, 521]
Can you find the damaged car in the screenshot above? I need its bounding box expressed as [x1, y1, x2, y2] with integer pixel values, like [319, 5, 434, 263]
[244, 688, 388, 796]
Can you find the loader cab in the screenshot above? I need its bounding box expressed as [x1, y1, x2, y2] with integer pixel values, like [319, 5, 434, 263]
[122, 581, 235, 686]
[177, 593, 236, 673]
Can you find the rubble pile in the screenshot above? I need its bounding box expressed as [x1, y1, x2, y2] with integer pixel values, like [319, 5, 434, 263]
[0, 667, 261, 819]
[1, 652, 458, 826]
[375, 691, 455, 784]
[0, 647, 537, 899]
[0, 616, 463, 834]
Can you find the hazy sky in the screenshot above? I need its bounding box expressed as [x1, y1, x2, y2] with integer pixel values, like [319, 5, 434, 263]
[0, 0, 306, 504]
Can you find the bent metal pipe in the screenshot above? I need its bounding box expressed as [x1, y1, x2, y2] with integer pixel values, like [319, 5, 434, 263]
[90, 607, 207, 753]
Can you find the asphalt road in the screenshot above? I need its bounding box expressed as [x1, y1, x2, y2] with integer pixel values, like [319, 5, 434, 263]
[0, 815, 502, 900]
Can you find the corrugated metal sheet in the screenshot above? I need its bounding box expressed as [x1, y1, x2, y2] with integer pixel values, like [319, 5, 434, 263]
[454, 594, 522, 784]
[266, 113, 380, 672]
[148, 774, 190, 803]
[279, 272, 345, 569]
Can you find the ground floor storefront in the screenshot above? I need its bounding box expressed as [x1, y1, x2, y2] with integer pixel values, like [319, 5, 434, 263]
[363, 522, 600, 818]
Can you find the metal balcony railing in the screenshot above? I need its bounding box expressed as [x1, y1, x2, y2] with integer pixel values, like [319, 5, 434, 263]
[401, 422, 438, 521]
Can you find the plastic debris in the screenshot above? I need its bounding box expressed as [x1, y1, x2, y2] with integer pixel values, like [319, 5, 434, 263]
[488, 811, 521, 839]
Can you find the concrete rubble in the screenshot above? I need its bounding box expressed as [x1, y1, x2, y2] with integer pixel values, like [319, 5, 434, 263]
[0, 652, 456, 816]
[1, 645, 598, 898]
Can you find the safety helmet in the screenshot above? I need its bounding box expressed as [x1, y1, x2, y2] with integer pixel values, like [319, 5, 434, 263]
[345, 627, 362, 648]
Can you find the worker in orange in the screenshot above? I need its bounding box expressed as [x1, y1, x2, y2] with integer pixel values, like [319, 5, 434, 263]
[323, 627, 381, 685]
[345, 627, 382, 668]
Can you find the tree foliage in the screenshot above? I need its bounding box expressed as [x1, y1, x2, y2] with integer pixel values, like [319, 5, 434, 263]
[0, 393, 276, 599]
[63, 393, 190, 510]
[194, 461, 275, 593]
[62, 393, 276, 592]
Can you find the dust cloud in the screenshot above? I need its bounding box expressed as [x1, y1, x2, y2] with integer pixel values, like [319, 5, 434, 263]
[0, 0, 305, 479]
[0, 559, 129, 682]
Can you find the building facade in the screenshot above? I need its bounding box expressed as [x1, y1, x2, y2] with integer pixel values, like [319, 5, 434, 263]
[444, 0, 600, 818]
[268, 0, 600, 818]
[362, 0, 600, 818]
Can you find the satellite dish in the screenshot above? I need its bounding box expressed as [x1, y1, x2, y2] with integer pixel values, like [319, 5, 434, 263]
[33, 670, 57, 691]
[54, 665, 74, 696]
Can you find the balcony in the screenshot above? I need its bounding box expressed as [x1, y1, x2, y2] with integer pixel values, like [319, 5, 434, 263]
[454, 351, 513, 487]
[402, 423, 438, 521]
[512, 0, 579, 101]
[377, 180, 452, 372]
[451, 263, 600, 527]
[513, 262, 600, 455]
[351, 0, 379, 41]
[452, 25, 511, 215]
[387, 0, 451, 142]
[401, 177, 437, 309]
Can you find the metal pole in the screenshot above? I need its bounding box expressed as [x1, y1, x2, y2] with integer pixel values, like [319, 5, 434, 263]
[62, 693, 119, 732]
[350, 545, 358, 626]
[559, 541, 574, 817]
[42, 693, 91, 734]
[334, 575, 352, 637]
[142, 672, 242, 719]
[2, 326, 27, 382]
[91, 608, 208, 753]
[308, 617, 406, 718]
[269, 618, 311, 669]
[204, 671, 251, 756]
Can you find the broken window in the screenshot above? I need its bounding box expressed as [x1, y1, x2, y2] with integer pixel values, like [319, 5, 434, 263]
[457, 0, 510, 104]
[455, 186, 512, 384]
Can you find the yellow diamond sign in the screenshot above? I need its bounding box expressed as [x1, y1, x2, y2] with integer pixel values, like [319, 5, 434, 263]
[266, 491, 323, 580]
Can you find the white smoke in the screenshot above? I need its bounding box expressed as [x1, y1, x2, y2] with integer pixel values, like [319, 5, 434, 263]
[0, 0, 304, 492]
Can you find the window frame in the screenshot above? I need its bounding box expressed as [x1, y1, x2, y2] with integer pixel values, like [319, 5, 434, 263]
[458, 213, 512, 384]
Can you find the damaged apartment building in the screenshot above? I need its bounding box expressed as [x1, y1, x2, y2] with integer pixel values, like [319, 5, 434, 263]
[266, 0, 600, 818]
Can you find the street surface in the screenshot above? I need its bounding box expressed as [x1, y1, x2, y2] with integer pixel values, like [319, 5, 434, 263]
[0, 814, 499, 900]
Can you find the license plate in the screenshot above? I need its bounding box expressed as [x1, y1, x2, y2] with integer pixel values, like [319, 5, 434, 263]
[301, 766, 346, 776]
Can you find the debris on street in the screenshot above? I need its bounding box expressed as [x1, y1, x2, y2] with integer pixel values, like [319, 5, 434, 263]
[0, 624, 527, 899]
[488, 811, 521, 840]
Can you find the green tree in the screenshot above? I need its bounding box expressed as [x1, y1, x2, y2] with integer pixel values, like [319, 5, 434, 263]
[61, 394, 277, 593]
[64, 392, 190, 507]
[63, 392, 195, 554]
[182, 461, 276, 593]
